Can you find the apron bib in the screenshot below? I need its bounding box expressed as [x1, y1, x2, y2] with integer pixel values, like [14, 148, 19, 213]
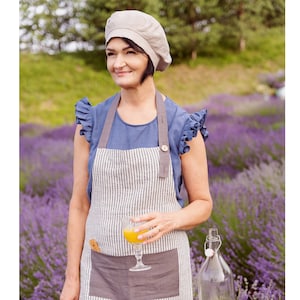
[80, 92, 193, 299]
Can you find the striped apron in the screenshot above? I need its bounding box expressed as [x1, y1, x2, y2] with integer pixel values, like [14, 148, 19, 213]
[80, 92, 193, 299]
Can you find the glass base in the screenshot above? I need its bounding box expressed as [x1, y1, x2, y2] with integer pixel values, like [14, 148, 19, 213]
[129, 263, 151, 272]
[130, 243, 151, 271]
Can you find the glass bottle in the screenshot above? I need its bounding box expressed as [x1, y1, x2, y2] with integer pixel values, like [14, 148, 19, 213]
[197, 227, 235, 300]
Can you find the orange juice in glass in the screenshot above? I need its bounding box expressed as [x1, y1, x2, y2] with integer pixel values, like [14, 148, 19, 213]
[123, 228, 149, 243]
[122, 218, 151, 271]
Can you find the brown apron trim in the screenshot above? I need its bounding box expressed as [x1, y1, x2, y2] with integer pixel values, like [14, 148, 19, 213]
[156, 91, 170, 178]
[89, 248, 179, 300]
[98, 93, 121, 149]
[97, 91, 170, 178]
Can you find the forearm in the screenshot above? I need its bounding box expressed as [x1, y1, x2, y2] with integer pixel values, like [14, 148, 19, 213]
[65, 202, 89, 280]
[174, 198, 212, 231]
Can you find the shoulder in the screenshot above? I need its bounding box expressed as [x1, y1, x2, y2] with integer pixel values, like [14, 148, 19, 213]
[76, 93, 120, 121]
[75, 93, 119, 142]
[94, 94, 118, 112]
[165, 97, 190, 126]
[164, 96, 209, 154]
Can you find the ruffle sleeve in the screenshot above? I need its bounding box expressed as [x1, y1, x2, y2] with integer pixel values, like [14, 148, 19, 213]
[179, 109, 209, 154]
[75, 97, 93, 143]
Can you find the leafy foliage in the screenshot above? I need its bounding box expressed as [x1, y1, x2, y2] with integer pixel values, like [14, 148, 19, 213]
[20, 0, 285, 58]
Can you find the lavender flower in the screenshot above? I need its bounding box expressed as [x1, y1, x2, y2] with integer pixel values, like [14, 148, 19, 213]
[190, 160, 284, 298]
[20, 86, 285, 299]
[20, 190, 69, 299]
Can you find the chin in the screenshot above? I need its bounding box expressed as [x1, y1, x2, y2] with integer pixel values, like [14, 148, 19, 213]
[114, 81, 140, 89]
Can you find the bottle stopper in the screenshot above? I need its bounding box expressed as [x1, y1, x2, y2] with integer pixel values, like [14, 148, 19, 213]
[205, 248, 214, 257]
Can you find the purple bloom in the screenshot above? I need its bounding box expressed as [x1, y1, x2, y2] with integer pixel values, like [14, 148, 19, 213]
[20, 87, 285, 299]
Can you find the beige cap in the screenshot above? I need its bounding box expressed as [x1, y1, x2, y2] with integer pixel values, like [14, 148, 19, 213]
[105, 10, 172, 71]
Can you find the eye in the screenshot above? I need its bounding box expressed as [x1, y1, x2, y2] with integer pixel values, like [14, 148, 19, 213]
[106, 51, 115, 57]
[126, 50, 137, 55]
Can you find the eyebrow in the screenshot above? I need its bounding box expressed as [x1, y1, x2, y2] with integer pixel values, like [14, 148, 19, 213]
[105, 45, 132, 52]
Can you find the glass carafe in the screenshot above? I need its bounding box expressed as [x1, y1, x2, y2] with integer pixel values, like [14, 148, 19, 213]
[197, 227, 235, 300]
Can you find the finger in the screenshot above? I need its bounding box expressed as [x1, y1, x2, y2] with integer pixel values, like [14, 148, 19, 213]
[143, 233, 160, 244]
[134, 212, 157, 222]
[141, 226, 162, 243]
[156, 226, 161, 234]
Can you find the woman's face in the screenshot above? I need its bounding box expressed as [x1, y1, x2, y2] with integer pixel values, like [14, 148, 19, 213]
[105, 38, 149, 88]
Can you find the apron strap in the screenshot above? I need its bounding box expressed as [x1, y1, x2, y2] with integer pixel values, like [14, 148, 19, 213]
[156, 91, 170, 178]
[98, 93, 121, 148]
[98, 91, 170, 178]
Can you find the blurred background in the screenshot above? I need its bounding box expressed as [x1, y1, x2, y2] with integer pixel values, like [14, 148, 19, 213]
[19, 0, 285, 125]
[19, 1, 286, 299]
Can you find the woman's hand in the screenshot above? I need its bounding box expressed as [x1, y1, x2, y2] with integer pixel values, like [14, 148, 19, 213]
[60, 277, 80, 300]
[132, 211, 178, 244]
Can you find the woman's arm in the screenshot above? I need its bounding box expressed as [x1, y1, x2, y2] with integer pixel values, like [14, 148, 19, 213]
[60, 125, 91, 300]
[175, 131, 213, 230]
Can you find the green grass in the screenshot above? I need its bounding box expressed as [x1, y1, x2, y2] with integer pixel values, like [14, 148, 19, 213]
[20, 27, 284, 127]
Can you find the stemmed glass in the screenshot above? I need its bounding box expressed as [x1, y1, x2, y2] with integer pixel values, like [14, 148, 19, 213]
[122, 217, 151, 271]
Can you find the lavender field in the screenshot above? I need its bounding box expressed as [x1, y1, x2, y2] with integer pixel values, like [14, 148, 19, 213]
[20, 89, 285, 299]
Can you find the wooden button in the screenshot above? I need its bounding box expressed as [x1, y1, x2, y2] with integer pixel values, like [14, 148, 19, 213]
[161, 145, 169, 152]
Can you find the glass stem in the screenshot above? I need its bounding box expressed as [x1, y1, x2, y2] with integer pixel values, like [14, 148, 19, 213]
[133, 244, 144, 265]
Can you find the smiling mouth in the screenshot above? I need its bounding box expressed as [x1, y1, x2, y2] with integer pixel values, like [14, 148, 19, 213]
[115, 71, 131, 75]
[115, 70, 131, 76]
[115, 71, 132, 77]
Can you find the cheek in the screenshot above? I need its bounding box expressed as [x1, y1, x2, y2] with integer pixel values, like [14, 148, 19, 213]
[106, 60, 114, 73]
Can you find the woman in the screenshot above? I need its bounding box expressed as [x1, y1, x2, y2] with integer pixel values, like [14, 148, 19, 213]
[60, 10, 213, 300]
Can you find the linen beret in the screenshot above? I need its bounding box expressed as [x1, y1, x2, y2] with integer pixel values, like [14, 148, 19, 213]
[105, 10, 172, 71]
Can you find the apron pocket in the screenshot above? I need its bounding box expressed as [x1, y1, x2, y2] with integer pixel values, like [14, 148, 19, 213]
[129, 248, 179, 299]
[89, 249, 179, 300]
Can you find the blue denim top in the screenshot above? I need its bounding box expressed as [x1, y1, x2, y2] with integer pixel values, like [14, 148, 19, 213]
[75, 94, 208, 207]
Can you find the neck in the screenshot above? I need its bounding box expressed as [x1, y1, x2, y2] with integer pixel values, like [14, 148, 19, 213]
[117, 78, 159, 125]
[119, 77, 156, 107]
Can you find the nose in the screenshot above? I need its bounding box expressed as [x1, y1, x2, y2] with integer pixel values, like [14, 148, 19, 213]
[114, 54, 126, 69]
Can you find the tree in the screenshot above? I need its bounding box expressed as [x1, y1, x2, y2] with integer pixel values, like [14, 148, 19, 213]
[207, 0, 285, 51]
[20, 0, 82, 53]
[159, 0, 202, 60]
[19, 0, 284, 56]
[159, 0, 284, 58]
